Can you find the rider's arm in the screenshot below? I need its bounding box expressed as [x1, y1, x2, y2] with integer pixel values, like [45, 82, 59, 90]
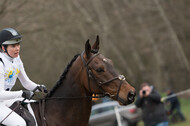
[0, 62, 23, 100]
[18, 60, 39, 91]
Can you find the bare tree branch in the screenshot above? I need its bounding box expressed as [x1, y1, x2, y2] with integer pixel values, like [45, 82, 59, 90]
[154, 0, 190, 72]
[0, 0, 8, 18]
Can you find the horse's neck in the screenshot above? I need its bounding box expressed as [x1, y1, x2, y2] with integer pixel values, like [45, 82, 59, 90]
[43, 73, 92, 125]
[64, 72, 92, 100]
[32, 58, 92, 125]
[55, 58, 90, 98]
[32, 75, 92, 126]
[47, 58, 92, 108]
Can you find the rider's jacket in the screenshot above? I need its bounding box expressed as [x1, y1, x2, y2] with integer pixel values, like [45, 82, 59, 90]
[0, 52, 38, 101]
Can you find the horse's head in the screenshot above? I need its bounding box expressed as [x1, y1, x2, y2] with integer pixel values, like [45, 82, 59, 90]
[80, 36, 136, 105]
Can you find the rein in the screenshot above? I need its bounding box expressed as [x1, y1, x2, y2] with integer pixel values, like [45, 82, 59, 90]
[44, 94, 105, 100]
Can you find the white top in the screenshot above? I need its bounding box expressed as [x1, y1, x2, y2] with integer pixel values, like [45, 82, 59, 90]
[0, 52, 39, 101]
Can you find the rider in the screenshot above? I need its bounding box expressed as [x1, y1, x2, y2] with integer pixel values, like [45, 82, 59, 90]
[0, 28, 47, 126]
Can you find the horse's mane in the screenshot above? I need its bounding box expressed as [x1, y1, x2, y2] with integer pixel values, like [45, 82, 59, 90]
[47, 53, 80, 97]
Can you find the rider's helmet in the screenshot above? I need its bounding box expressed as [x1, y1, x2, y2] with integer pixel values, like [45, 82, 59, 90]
[0, 28, 22, 46]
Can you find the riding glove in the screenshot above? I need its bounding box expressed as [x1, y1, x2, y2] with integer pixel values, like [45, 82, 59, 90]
[22, 90, 34, 100]
[38, 85, 48, 93]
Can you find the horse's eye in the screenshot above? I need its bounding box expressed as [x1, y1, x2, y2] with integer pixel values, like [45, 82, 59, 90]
[96, 68, 104, 73]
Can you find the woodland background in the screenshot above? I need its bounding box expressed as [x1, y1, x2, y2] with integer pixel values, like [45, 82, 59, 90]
[0, 0, 190, 92]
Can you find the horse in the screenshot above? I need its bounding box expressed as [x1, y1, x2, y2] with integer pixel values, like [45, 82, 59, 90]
[29, 36, 136, 126]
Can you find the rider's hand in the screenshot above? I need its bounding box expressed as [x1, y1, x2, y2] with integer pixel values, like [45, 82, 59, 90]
[22, 90, 34, 100]
[38, 85, 48, 93]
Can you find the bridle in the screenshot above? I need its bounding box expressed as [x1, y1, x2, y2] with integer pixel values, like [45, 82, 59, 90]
[44, 51, 127, 103]
[80, 51, 126, 103]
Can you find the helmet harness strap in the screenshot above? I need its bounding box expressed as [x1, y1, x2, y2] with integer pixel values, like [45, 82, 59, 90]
[2, 45, 13, 58]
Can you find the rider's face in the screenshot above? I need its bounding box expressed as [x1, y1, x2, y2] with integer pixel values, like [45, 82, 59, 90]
[6, 43, 20, 58]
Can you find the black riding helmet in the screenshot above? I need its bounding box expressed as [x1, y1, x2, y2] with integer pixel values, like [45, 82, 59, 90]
[0, 28, 22, 46]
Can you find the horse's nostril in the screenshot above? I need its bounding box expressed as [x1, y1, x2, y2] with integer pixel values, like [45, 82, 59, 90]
[127, 90, 136, 103]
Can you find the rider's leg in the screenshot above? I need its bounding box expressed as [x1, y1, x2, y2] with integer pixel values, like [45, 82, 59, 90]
[0, 104, 26, 126]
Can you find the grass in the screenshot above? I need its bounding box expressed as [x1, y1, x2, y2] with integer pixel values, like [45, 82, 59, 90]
[171, 98, 190, 126]
[137, 97, 190, 126]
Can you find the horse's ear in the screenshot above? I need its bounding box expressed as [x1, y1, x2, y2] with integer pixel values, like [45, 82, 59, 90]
[85, 39, 91, 58]
[92, 35, 100, 53]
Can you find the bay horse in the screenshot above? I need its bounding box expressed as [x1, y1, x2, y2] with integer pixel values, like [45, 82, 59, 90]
[30, 36, 136, 126]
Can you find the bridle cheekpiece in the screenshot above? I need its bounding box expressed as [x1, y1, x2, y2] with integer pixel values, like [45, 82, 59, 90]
[80, 51, 126, 103]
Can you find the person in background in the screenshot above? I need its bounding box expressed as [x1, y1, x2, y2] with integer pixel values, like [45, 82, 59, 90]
[166, 89, 186, 121]
[135, 82, 168, 126]
[0, 28, 47, 126]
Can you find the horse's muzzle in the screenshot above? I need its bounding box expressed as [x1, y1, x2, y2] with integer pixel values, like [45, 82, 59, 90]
[127, 90, 136, 103]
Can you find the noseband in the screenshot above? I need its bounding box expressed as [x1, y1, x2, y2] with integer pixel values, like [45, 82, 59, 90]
[80, 51, 126, 101]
